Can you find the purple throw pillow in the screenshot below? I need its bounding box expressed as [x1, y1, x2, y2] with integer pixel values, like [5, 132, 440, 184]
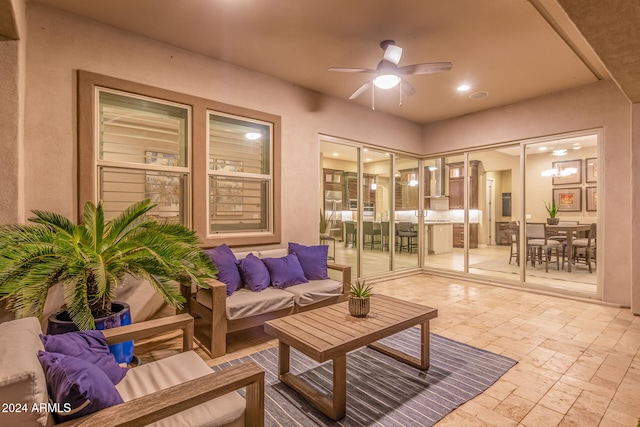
[40, 330, 127, 385]
[262, 253, 309, 289]
[205, 244, 243, 296]
[288, 242, 330, 280]
[37, 351, 124, 422]
[237, 253, 271, 292]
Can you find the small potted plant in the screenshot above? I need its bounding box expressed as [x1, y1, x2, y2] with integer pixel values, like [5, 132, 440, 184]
[348, 279, 373, 317]
[544, 200, 559, 225]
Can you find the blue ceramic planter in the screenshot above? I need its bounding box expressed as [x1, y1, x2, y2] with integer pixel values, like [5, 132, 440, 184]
[46, 302, 134, 365]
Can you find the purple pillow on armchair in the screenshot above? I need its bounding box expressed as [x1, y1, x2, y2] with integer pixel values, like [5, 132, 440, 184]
[40, 330, 127, 385]
[262, 253, 309, 289]
[237, 253, 271, 292]
[37, 351, 124, 422]
[205, 244, 243, 296]
[288, 242, 330, 280]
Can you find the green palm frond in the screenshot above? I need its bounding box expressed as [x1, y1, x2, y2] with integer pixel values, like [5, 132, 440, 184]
[0, 200, 218, 330]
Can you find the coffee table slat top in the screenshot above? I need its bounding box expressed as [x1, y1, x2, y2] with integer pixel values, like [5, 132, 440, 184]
[264, 294, 437, 362]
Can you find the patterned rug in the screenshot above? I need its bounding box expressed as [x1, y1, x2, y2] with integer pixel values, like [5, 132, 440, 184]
[212, 327, 516, 426]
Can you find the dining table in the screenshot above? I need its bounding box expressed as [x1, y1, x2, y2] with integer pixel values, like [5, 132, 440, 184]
[546, 223, 592, 272]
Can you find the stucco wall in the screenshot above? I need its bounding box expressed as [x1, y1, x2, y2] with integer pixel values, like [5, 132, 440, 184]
[633, 103, 640, 315]
[22, 4, 422, 248]
[422, 80, 632, 306]
[0, 0, 25, 224]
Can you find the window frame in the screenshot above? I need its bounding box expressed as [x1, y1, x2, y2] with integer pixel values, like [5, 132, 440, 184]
[78, 70, 281, 247]
[206, 110, 274, 237]
[95, 88, 192, 226]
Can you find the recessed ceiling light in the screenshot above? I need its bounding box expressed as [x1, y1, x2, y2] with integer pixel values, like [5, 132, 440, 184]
[552, 149, 568, 156]
[332, 152, 339, 157]
[538, 147, 548, 151]
[573, 146, 581, 150]
[457, 84, 471, 92]
[365, 158, 372, 162]
[244, 132, 261, 140]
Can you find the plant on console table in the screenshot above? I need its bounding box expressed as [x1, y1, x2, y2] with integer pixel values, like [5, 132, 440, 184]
[544, 199, 559, 225]
[349, 279, 373, 318]
[0, 199, 217, 362]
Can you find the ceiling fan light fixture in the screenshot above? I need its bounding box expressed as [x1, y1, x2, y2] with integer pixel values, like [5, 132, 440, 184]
[374, 74, 400, 89]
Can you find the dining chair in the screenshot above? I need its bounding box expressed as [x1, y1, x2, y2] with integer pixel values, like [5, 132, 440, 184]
[380, 221, 390, 252]
[547, 220, 579, 243]
[344, 221, 357, 248]
[508, 221, 520, 265]
[525, 223, 562, 272]
[362, 221, 380, 250]
[571, 222, 597, 273]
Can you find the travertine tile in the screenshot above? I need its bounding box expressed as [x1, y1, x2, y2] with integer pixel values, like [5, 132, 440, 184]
[131, 273, 639, 426]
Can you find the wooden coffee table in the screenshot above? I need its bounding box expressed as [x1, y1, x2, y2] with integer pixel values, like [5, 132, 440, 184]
[264, 294, 438, 420]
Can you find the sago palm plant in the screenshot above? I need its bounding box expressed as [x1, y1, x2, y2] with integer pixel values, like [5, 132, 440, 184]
[0, 199, 217, 330]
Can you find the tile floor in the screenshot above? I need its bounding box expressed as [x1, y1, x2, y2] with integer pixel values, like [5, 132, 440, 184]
[135, 274, 639, 426]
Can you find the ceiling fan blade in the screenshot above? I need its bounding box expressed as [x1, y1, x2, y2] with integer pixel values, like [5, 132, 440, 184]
[328, 67, 376, 73]
[400, 79, 416, 97]
[397, 62, 453, 75]
[383, 44, 403, 65]
[349, 81, 372, 99]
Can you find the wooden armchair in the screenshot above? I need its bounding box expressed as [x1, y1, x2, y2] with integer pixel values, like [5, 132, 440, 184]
[64, 314, 265, 426]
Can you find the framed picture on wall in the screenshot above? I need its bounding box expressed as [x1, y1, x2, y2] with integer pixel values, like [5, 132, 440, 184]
[553, 187, 582, 212]
[586, 186, 597, 211]
[552, 159, 582, 185]
[586, 157, 598, 183]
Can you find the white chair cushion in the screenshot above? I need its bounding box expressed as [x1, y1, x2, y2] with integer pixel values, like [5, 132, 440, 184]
[527, 239, 561, 246]
[196, 287, 294, 321]
[116, 351, 244, 427]
[283, 279, 343, 307]
[0, 317, 52, 427]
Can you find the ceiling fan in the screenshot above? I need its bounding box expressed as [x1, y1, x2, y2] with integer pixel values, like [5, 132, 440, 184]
[329, 40, 452, 102]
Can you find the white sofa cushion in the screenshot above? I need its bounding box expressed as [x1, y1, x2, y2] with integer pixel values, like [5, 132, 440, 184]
[255, 248, 288, 259]
[0, 317, 52, 427]
[116, 351, 244, 427]
[283, 279, 343, 306]
[195, 287, 294, 321]
[225, 288, 294, 320]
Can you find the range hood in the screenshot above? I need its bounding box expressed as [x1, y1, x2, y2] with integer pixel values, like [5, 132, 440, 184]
[431, 158, 447, 198]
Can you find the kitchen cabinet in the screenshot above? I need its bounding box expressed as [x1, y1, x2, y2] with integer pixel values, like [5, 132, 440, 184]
[447, 161, 480, 209]
[452, 223, 478, 248]
[394, 169, 419, 210]
[448, 161, 481, 248]
[495, 221, 512, 246]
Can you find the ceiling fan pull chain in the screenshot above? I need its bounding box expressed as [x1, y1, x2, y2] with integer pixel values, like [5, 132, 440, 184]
[399, 78, 403, 107]
[372, 82, 375, 110]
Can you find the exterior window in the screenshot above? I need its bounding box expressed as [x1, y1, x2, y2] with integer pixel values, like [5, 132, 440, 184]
[97, 90, 191, 224]
[79, 71, 280, 246]
[207, 112, 272, 235]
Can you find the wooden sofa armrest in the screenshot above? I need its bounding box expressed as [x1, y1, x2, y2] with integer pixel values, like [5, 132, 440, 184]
[327, 262, 352, 295]
[188, 278, 228, 357]
[59, 361, 265, 427]
[101, 313, 194, 352]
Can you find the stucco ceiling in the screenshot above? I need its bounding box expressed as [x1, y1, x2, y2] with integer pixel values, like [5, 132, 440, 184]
[32, 0, 612, 123]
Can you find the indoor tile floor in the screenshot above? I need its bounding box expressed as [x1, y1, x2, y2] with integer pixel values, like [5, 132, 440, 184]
[135, 274, 639, 426]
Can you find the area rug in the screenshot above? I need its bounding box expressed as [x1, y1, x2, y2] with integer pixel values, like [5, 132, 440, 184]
[212, 327, 517, 426]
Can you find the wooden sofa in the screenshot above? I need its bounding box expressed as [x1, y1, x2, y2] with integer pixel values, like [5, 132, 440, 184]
[184, 248, 351, 357]
[0, 313, 264, 427]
